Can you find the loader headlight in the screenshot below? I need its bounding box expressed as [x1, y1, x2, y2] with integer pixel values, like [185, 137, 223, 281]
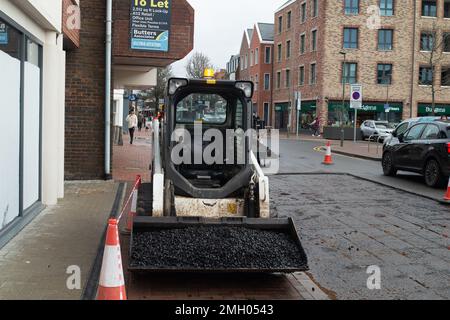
[235, 81, 254, 99]
[168, 78, 188, 95]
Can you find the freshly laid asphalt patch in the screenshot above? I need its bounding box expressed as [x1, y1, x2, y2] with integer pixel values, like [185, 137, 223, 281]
[130, 226, 308, 271]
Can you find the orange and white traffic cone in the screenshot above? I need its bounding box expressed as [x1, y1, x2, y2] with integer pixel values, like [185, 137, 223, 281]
[123, 175, 141, 234]
[322, 141, 334, 165]
[97, 219, 127, 300]
[444, 177, 450, 202]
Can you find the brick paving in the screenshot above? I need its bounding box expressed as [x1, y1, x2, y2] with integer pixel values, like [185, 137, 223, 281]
[113, 129, 153, 183]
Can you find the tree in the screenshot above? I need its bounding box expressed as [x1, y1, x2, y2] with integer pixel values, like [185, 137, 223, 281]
[419, 23, 450, 115]
[185, 52, 214, 79]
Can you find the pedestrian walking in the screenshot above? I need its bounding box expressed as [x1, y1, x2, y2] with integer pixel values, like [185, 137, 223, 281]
[310, 116, 321, 137]
[138, 112, 144, 132]
[440, 115, 448, 121]
[126, 110, 138, 144]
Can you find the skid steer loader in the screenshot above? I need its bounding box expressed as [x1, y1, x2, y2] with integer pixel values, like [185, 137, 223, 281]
[129, 71, 308, 273]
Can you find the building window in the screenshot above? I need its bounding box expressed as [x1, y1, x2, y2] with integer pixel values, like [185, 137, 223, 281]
[419, 66, 433, 85]
[445, 0, 450, 18]
[345, 0, 359, 15]
[278, 44, 282, 62]
[310, 63, 316, 84]
[443, 33, 450, 52]
[265, 46, 271, 63]
[311, 30, 317, 51]
[287, 11, 292, 29]
[286, 40, 291, 58]
[442, 67, 450, 86]
[264, 73, 270, 90]
[378, 29, 393, 50]
[342, 62, 357, 84]
[300, 34, 306, 54]
[343, 28, 358, 49]
[301, 2, 307, 22]
[377, 64, 393, 84]
[277, 71, 281, 89]
[278, 16, 283, 33]
[250, 50, 254, 66]
[255, 48, 259, 65]
[420, 32, 434, 51]
[422, 1, 437, 17]
[312, 0, 319, 17]
[255, 74, 259, 91]
[380, 0, 394, 16]
[299, 66, 305, 85]
[286, 69, 291, 88]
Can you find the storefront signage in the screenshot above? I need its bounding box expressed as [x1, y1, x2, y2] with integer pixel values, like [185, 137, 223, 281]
[130, 0, 171, 52]
[329, 102, 402, 113]
[418, 104, 450, 116]
[0, 23, 8, 45]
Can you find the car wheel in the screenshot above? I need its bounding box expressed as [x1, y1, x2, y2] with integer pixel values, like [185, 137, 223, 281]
[382, 152, 397, 176]
[424, 159, 445, 188]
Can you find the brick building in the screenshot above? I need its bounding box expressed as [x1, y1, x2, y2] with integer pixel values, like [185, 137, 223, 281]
[65, 0, 194, 180]
[237, 23, 274, 125]
[272, 0, 450, 133]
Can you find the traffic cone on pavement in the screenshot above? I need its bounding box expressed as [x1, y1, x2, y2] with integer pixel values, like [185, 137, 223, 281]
[444, 177, 450, 202]
[322, 141, 334, 165]
[97, 219, 127, 300]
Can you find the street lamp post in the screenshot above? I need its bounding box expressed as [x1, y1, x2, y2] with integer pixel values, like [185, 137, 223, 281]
[339, 51, 347, 147]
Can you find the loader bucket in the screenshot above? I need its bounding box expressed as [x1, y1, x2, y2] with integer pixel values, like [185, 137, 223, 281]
[129, 216, 308, 273]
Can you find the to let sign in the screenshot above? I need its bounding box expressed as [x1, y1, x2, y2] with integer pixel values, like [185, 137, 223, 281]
[130, 0, 171, 52]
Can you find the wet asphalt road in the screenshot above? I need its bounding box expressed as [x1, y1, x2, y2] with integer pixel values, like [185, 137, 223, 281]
[269, 139, 449, 300]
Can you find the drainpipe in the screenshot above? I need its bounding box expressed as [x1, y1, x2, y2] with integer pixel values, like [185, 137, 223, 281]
[104, 0, 113, 180]
[409, 0, 417, 119]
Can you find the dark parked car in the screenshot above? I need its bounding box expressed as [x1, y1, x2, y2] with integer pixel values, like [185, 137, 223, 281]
[382, 120, 450, 187]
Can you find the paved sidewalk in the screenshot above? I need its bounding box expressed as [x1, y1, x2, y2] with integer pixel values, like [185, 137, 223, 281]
[280, 133, 382, 161]
[0, 181, 120, 300]
[113, 129, 153, 183]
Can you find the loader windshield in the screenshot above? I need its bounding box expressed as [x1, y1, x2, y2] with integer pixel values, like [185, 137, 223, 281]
[176, 93, 227, 124]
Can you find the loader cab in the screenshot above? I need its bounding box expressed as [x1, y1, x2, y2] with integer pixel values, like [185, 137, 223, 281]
[163, 76, 255, 200]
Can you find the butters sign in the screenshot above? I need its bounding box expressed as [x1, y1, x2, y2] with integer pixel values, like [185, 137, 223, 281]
[130, 0, 171, 52]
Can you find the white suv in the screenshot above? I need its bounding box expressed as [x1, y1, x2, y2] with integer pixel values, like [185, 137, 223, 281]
[360, 120, 394, 141]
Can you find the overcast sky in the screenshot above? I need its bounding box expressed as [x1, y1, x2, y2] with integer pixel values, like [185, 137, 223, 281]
[171, 0, 284, 77]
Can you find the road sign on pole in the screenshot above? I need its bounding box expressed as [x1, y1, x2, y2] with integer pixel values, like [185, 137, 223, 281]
[350, 84, 362, 142]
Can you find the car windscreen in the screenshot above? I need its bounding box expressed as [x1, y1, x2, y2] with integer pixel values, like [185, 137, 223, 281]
[175, 93, 227, 124]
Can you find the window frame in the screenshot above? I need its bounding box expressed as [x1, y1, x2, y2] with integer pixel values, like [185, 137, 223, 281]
[379, 0, 394, 16]
[342, 62, 358, 84]
[343, 27, 359, 49]
[344, 0, 359, 15]
[377, 63, 393, 85]
[378, 29, 394, 51]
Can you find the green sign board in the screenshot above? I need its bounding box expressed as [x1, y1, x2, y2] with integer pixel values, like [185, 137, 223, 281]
[418, 104, 450, 116]
[328, 101, 403, 113]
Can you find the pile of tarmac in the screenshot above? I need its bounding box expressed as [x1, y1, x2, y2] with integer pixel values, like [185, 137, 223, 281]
[130, 226, 308, 271]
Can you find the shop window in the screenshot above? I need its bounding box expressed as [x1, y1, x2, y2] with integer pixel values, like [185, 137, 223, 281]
[311, 30, 317, 52]
[441, 67, 450, 86]
[342, 62, 357, 84]
[422, 1, 437, 17]
[299, 66, 305, 85]
[377, 64, 393, 84]
[344, 0, 359, 15]
[444, 33, 450, 52]
[419, 66, 433, 85]
[378, 29, 393, 51]
[343, 28, 358, 49]
[380, 0, 394, 16]
[420, 32, 434, 51]
[310, 63, 316, 84]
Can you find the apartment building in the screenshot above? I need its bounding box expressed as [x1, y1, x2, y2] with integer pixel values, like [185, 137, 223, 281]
[226, 54, 240, 80]
[273, 0, 450, 132]
[237, 23, 274, 125]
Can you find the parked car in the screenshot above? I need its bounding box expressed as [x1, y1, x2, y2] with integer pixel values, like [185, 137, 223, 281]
[360, 120, 394, 141]
[382, 119, 450, 187]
